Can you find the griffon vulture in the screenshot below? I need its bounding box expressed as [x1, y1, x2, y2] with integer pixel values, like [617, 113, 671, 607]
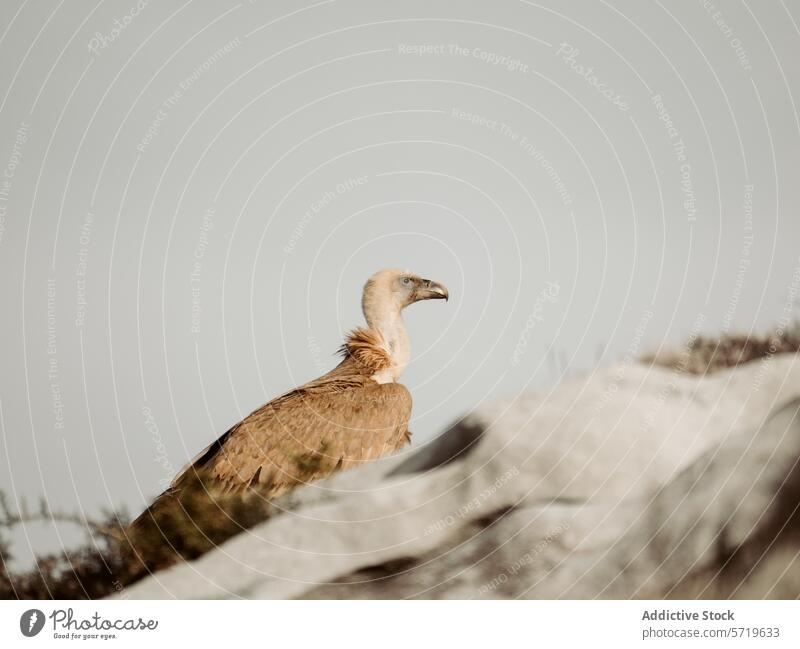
[133, 269, 448, 527]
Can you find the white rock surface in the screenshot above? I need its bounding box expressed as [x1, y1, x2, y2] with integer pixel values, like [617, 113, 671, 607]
[120, 353, 800, 599]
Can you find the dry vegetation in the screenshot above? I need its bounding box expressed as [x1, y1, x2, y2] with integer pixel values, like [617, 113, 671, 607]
[0, 473, 276, 599]
[646, 323, 800, 375]
[2, 325, 799, 600]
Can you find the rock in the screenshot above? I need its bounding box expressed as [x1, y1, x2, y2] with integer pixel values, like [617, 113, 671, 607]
[549, 396, 800, 598]
[119, 353, 800, 599]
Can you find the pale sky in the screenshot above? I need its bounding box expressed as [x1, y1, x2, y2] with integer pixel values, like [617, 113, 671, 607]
[0, 1, 799, 564]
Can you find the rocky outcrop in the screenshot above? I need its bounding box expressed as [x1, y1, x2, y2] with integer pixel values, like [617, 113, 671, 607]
[120, 353, 800, 599]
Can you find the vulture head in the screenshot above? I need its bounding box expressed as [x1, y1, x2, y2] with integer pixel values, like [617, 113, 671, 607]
[362, 268, 449, 318]
[348, 269, 448, 382]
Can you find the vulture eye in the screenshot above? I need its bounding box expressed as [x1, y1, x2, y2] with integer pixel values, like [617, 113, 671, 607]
[402, 277, 411, 286]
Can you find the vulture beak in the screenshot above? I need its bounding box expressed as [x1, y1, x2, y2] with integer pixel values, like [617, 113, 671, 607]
[417, 279, 449, 302]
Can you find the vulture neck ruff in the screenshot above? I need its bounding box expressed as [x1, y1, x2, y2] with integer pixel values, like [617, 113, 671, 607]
[341, 326, 404, 384]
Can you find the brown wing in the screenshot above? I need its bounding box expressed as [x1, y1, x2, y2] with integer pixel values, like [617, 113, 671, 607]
[172, 357, 412, 498]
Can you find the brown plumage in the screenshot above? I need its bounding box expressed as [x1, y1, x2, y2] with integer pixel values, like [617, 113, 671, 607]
[132, 269, 448, 529]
